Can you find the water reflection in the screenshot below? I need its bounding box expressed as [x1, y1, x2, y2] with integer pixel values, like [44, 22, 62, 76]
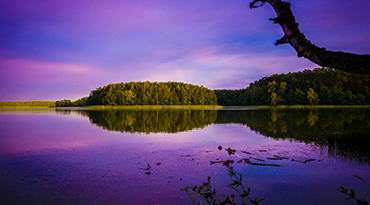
[2, 108, 370, 204]
[215, 108, 370, 165]
[64, 109, 218, 134]
[57, 108, 370, 165]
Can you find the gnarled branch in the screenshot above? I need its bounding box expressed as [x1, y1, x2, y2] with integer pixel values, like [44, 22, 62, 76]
[250, 0, 370, 74]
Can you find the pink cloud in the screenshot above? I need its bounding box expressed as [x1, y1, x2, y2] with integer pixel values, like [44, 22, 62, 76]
[0, 58, 109, 100]
[1, 58, 94, 84]
[116, 46, 317, 90]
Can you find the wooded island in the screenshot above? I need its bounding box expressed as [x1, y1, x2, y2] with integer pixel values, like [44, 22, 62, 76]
[56, 81, 217, 107]
[55, 68, 370, 107]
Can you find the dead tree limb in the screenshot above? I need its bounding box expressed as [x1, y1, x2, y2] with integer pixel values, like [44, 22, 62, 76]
[250, 0, 370, 74]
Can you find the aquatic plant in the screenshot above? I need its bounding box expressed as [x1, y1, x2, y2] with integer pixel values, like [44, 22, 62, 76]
[337, 175, 370, 205]
[181, 160, 265, 205]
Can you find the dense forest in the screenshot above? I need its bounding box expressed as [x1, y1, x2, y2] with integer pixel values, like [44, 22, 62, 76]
[216, 68, 370, 106]
[56, 81, 217, 107]
[56, 68, 370, 107]
[55, 97, 88, 107]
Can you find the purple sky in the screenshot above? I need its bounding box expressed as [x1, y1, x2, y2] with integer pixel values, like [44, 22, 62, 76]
[1, 0, 369, 101]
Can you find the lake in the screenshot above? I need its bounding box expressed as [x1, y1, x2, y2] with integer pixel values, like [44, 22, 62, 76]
[1, 108, 369, 204]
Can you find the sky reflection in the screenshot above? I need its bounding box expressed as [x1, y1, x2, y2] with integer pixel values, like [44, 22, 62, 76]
[1, 109, 369, 204]
[0, 112, 302, 155]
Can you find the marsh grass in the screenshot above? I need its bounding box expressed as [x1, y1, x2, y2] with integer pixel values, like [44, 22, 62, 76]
[0, 101, 56, 107]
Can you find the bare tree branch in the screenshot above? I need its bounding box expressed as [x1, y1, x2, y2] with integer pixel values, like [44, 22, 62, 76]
[250, 0, 370, 74]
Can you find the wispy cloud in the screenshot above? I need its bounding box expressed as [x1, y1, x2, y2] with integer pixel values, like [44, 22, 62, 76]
[0, 0, 368, 100]
[123, 46, 317, 89]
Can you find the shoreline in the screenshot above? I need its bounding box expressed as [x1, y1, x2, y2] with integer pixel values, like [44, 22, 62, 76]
[2, 104, 370, 110]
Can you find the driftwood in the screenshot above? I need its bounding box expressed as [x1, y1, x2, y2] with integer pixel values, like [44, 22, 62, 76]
[250, 0, 370, 74]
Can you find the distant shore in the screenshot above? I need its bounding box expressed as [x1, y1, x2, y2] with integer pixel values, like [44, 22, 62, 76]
[2, 101, 370, 109]
[0, 101, 55, 108]
[0, 102, 223, 109]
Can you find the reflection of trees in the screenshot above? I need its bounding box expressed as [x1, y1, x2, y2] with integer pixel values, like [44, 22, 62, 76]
[55, 109, 89, 117]
[84, 109, 217, 134]
[327, 133, 370, 165]
[307, 110, 319, 126]
[59, 108, 369, 164]
[215, 108, 370, 165]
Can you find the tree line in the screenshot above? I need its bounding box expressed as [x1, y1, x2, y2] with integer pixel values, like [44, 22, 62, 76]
[57, 68, 370, 107]
[216, 67, 370, 106]
[55, 97, 88, 107]
[0, 101, 55, 107]
[56, 81, 217, 107]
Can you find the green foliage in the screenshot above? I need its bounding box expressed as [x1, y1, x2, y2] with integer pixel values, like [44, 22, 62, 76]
[215, 68, 370, 106]
[307, 88, 319, 105]
[181, 160, 265, 205]
[55, 97, 88, 107]
[58, 81, 217, 107]
[0, 101, 55, 107]
[294, 88, 306, 105]
[267, 80, 278, 94]
[55, 81, 217, 107]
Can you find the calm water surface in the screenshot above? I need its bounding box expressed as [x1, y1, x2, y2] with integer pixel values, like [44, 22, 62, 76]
[0, 108, 369, 204]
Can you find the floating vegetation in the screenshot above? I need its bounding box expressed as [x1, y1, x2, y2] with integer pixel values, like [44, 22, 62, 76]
[209, 145, 324, 168]
[291, 159, 317, 164]
[210, 160, 225, 165]
[250, 157, 265, 162]
[225, 148, 236, 155]
[267, 157, 282, 160]
[241, 151, 253, 155]
[139, 163, 151, 171]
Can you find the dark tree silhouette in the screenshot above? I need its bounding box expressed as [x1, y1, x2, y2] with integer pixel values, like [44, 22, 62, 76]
[250, 0, 370, 74]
